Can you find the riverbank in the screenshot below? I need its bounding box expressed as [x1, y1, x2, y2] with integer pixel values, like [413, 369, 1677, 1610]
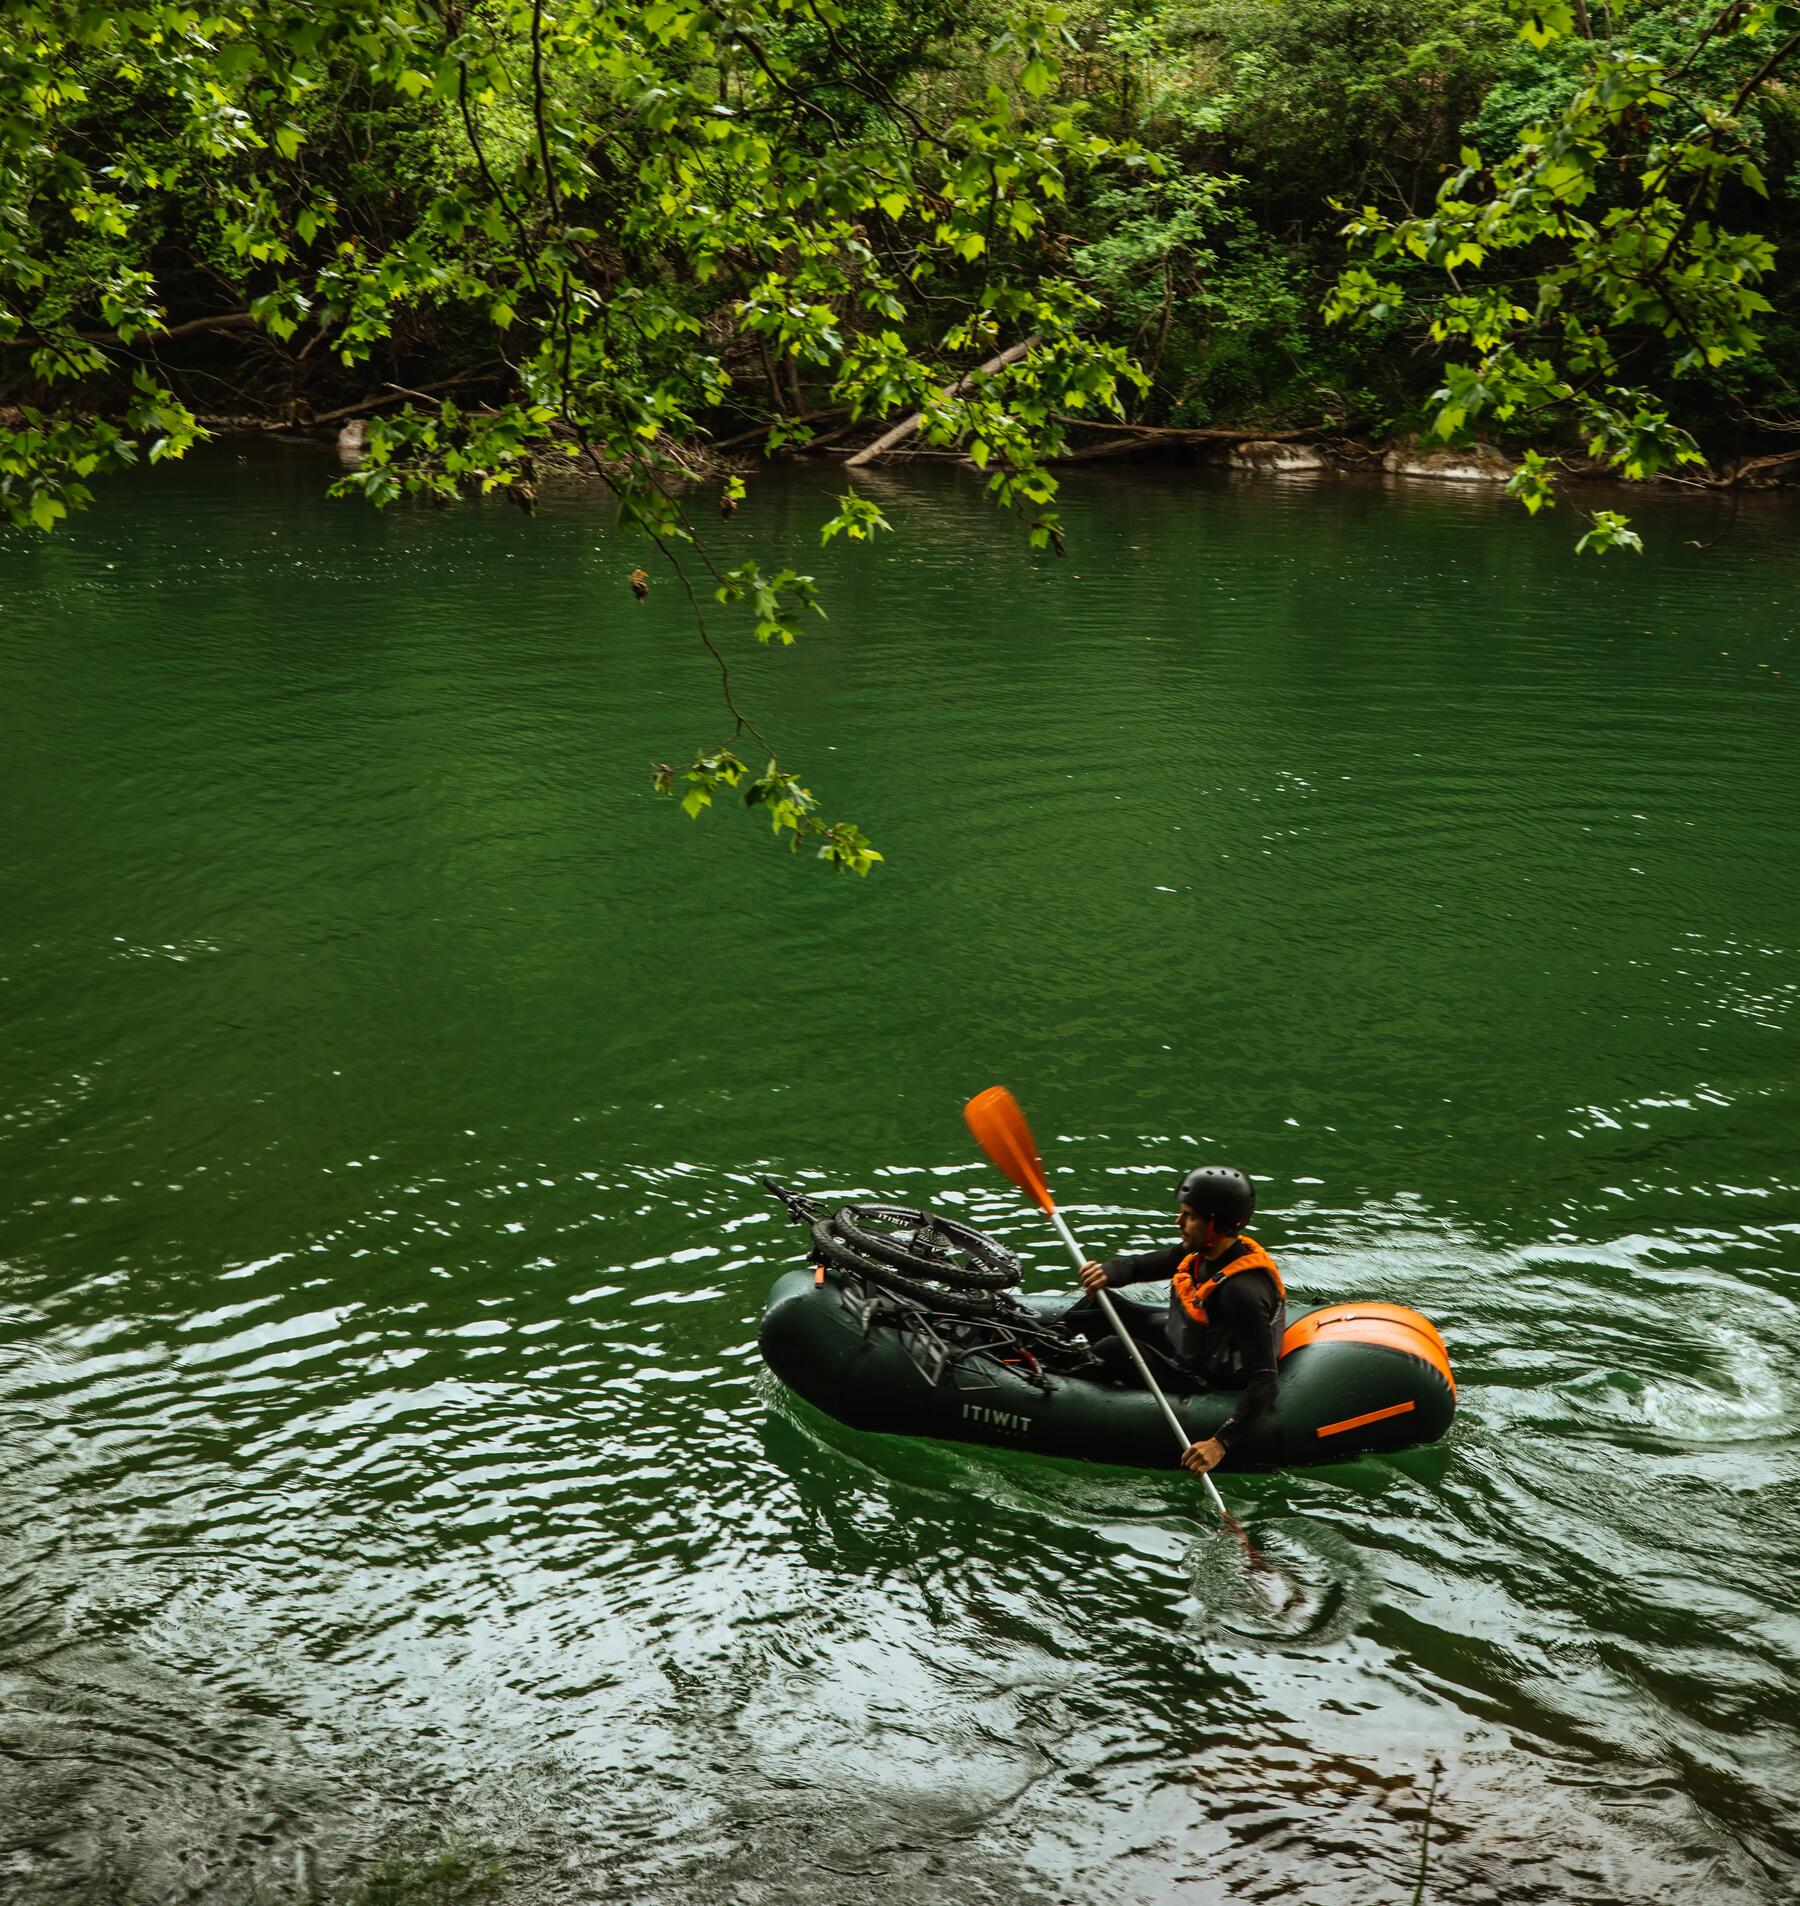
[290, 406, 1800, 500]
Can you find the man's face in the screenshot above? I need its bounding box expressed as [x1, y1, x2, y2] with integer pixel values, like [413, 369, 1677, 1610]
[1178, 1204, 1210, 1249]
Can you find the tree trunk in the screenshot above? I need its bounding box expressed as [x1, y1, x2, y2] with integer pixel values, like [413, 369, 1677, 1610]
[757, 335, 786, 416]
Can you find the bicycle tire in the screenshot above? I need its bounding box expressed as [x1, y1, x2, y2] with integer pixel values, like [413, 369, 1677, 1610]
[831, 1202, 1021, 1290]
[809, 1217, 1010, 1319]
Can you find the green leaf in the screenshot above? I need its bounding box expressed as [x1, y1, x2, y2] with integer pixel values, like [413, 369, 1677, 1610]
[1575, 511, 1643, 557]
[1516, 3, 1576, 49]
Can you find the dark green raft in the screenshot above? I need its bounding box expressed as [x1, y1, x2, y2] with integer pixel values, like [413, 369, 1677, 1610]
[757, 1188, 1456, 1472]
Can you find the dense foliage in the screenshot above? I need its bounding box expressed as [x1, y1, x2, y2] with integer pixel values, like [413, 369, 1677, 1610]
[1052, 0, 1800, 508]
[1060, 1, 1521, 427]
[4, 1, 1797, 863]
[1329, 0, 1800, 547]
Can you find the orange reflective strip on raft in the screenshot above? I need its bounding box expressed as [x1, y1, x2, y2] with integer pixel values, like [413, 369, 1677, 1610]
[1316, 1399, 1416, 1439]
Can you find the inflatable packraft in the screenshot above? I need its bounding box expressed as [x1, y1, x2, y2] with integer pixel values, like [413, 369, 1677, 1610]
[757, 1182, 1455, 1472]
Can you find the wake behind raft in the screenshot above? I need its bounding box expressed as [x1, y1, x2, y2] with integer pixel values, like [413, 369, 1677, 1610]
[757, 1181, 1455, 1471]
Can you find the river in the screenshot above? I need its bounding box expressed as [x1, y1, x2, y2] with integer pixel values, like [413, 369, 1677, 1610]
[1, 444, 1795, 1904]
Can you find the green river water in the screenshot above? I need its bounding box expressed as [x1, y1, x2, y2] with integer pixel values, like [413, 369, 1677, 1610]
[1, 444, 1796, 1905]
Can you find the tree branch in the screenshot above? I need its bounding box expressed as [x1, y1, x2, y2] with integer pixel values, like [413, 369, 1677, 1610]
[61, 310, 254, 346]
[306, 365, 500, 426]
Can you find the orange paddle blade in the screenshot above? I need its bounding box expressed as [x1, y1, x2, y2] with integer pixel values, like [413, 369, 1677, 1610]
[964, 1086, 1054, 1212]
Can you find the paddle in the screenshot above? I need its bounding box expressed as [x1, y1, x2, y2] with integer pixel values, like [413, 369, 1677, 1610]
[961, 1084, 1296, 1569]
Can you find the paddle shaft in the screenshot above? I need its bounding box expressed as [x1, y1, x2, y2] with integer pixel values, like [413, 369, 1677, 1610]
[1045, 1208, 1230, 1517]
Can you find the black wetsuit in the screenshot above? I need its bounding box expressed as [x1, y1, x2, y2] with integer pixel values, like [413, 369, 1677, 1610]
[1064, 1238, 1286, 1451]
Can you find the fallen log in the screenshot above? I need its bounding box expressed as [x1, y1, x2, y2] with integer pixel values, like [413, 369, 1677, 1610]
[1053, 416, 1322, 444]
[1046, 435, 1167, 463]
[708, 407, 846, 452]
[844, 335, 1041, 468]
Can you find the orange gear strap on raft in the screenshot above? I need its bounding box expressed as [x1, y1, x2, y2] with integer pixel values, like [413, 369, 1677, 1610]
[1171, 1236, 1284, 1326]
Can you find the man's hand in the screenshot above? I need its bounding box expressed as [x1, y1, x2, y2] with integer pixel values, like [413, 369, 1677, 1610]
[1181, 1438, 1226, 1477]
[1077, 1260, 1109, 1293]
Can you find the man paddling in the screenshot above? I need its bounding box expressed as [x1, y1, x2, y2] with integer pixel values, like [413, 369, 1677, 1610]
[1062, 1166, 1286, 1478]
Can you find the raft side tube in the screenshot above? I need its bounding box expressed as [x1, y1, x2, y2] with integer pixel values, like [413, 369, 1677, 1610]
[759, 1269, 1456, 1472]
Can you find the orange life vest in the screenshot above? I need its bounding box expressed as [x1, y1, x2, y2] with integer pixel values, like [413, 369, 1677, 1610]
[1171, 1235, 1284, 1327]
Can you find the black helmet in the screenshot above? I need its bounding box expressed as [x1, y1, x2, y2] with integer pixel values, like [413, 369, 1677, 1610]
[1177, 1165, 1255, 1232]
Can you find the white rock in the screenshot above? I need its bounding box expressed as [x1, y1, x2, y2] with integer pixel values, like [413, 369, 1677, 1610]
[1228, 439, 1327, 474]
[1380, 442, 1514, 483]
